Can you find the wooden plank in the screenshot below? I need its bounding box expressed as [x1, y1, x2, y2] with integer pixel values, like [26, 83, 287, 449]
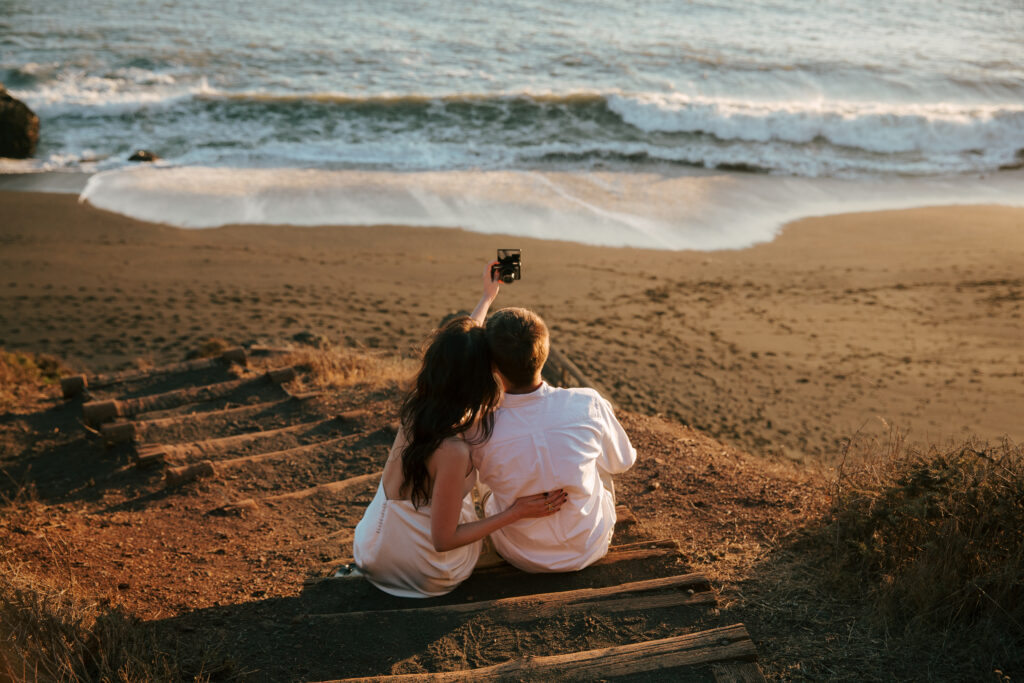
[60, 375, 86, 399]
[309, 571, 712, 621]
[215, 471, 382, 514]
[475, 538, 680, 578]
[102, 391, 325, 445]
[165, 460, 216, 487]
[320, 623, 757, 682]
[136, 411, 367, 462]
[267, 470, 382, 501]
[320, 539, 682, 582]
[166, 431, 367, 485]
[712, 661, 769, 683]
[61, 347, 246, 398]
[82, 366, 298, 425]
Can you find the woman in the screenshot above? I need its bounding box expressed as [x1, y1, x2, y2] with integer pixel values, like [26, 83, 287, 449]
[352, 265, 566, 598]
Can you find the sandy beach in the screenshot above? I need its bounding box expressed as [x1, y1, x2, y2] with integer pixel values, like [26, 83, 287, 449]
[1, 189, 1022, 461]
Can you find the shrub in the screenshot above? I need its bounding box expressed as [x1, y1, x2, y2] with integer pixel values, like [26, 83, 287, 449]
[0, 349, 66, 411]
[824, 432, 1023, 672]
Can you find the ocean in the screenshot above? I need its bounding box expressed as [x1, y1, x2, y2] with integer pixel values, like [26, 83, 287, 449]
[3, 0, 1023, 249]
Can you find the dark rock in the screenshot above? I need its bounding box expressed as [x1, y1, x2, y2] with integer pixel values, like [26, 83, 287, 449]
[0, 84, 40, 158]
[999, 147, 1024, 171]
[128, 149, 159, 162]
[292, 331, 331, 349]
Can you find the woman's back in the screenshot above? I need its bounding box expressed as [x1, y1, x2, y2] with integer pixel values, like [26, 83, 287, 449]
[353, 433, 481, 598]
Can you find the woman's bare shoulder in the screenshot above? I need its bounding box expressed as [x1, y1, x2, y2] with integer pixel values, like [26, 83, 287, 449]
[435, 436, 471, 457]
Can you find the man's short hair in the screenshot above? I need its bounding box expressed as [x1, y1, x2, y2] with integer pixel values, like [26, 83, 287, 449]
[486, 308, 549, 388]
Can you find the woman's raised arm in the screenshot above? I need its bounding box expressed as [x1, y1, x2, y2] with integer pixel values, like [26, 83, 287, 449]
[469, 261, 501, 326]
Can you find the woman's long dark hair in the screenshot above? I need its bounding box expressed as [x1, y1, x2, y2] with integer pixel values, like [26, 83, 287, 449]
[400, 317, 501, 508]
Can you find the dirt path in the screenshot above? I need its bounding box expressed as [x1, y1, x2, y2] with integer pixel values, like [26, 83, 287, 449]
[0, 346, 826, 681]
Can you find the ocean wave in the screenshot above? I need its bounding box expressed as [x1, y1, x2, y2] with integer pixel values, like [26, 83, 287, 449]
[8, 68, 211, 114]
[13, 82, 1024, 177]
[607, 93, 1024, 154]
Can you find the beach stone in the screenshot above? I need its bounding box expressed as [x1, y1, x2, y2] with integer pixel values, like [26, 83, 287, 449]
[128, 149, 159, 162]
[0, 85, 40, 158]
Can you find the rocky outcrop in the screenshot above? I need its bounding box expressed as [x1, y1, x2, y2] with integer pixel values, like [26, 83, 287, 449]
[128, 149, 160, 162]
[0, 85, 39, 158]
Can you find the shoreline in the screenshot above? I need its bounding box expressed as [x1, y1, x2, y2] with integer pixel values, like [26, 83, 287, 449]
[2, 189, 1022, 462]
[0, 170, 92, 194]
[6, 166, 1024, 251]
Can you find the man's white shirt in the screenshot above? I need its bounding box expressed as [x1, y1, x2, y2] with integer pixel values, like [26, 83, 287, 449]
[472, 382, 637, 572]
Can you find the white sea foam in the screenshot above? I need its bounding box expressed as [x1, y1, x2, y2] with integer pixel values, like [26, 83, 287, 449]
[607, 93, 1024, 156]
[8, 70, 212, 115]
[79, 166, 1024, 251]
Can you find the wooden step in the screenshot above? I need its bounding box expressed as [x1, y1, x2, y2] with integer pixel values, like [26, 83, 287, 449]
[314, 504, 646, 578]
[100, 391, 325, 445]
[60, 347, 246, 398]
[479, 537, 679, 577]
[137, 410, 368, 464]
[309, 571, 712, 621]
[163, 431, 366, 487]
[82, 366, 298, 426]
[318, 623, 760, 682]
[213, 470, 383, 515]
[319, 537, 681, 586]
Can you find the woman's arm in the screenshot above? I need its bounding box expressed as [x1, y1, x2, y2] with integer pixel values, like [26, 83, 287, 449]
[469, 261, 501, 326]
[429, 440, 566, 552]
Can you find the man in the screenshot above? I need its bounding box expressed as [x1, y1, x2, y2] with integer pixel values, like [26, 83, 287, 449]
[471, 305, 637, 573]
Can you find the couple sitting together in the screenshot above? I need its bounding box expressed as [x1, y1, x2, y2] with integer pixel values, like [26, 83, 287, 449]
[352, 262, 637, 597]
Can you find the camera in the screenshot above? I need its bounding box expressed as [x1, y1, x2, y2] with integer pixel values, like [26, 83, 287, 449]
[491, 248, 522, 284]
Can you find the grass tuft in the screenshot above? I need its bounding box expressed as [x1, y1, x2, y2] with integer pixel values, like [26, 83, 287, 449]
[0, 551, 209, 682]
[273, 346, 416, 393]
[0, 349, 67, 412]
[185, 337, 233, 360]
[822, 431, 1024, 674]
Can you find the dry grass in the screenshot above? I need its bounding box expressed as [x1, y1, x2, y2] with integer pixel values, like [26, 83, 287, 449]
[266, 346, 417, 394]
[828, 432, 1023, 626]
[817, 431, 1023, 678]
[0, 349, 66, 412]
[0, 485, 234, 683]
[184, 337, 234, 360]
[724, 431, 1023, 681]
[0, 552, 235, 682]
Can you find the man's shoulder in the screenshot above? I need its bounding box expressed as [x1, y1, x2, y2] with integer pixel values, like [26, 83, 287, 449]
[545, 385, 603, 400]
[539, 385, 611, 417]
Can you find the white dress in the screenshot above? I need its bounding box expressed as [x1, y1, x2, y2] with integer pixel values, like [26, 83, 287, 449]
[353, 468, 481, 598]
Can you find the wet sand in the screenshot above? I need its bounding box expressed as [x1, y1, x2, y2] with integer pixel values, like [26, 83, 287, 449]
[1, 190, 1021, 461]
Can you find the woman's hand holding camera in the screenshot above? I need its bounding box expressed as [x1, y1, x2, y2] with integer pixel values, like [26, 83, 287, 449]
[482, 260, 501, 299]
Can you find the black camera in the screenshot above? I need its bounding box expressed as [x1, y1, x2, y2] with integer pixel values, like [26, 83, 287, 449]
[491, 248, 522, 284]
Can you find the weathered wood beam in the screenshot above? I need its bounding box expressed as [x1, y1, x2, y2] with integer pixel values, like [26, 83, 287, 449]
[162, 431, 365, 487]
[214, 470, 382, 515]
[309, 571, 712, 621]
[136, 411, 367, 462]
[101, 391, 325, 445]
[60, 347, 246, 398]
[82, 366, 298, 425]
[320, 623, 757, 682]
[321, 538, 682, 583]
